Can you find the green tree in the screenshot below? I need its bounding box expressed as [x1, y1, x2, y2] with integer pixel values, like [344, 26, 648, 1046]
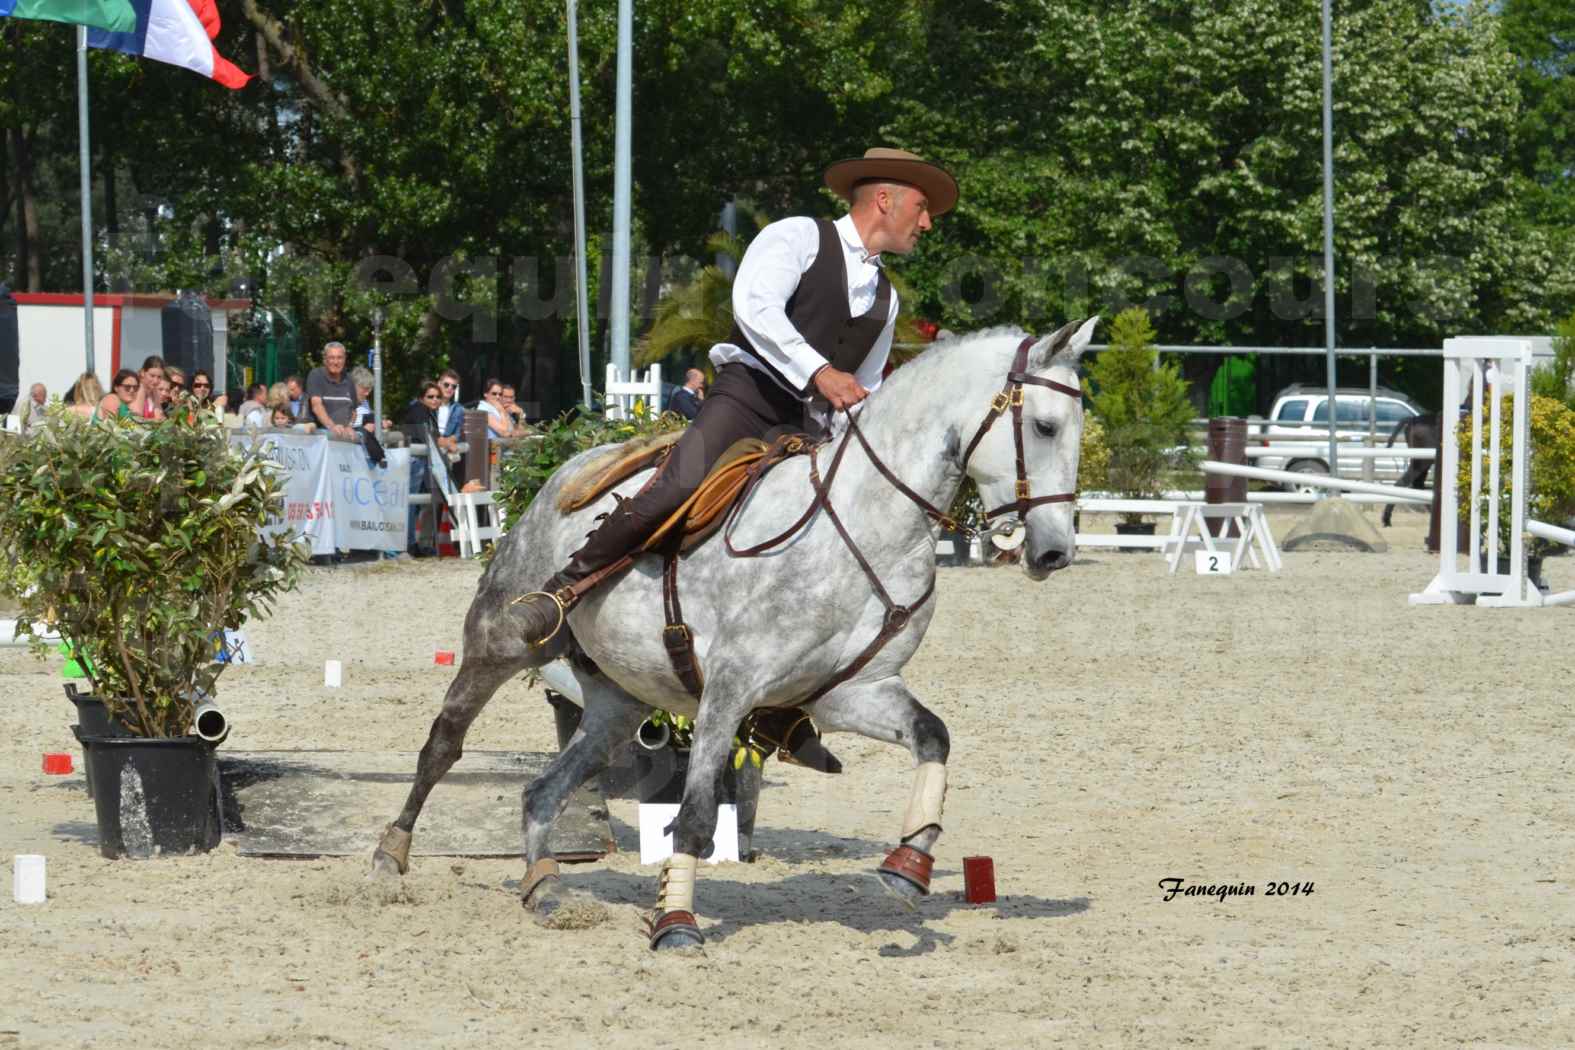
[1500, 0, 1575, 228]
[884, 0, 1574, 352]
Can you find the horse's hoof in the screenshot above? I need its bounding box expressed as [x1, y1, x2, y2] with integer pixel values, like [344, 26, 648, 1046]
[877, 870, 923, 911]
[368, 849, 405, 879]
[526, 881, 610, 930]
[648, 910, 705, 951]
[876, 844, 933, 909]
[370, 824, 411, 878]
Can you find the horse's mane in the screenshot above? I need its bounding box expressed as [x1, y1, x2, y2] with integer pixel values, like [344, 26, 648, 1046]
[858, 326, 1029, 411]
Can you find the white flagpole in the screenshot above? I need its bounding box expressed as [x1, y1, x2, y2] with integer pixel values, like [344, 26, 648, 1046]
[566, 0, 593, 410]
[77, 25, 96, 374]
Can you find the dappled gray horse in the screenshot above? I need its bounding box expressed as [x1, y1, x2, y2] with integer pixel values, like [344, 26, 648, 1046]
[372, 318, 1097, 949]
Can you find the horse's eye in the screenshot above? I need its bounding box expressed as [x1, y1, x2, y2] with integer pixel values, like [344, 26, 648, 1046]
[1033, 419, 1058, 440]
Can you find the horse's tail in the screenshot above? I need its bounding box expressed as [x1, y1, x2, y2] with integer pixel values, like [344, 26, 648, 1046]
[1385, 417, 1409, 448]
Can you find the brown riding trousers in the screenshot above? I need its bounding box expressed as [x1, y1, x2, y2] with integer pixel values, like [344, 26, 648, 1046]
[585, 363, 811, 557]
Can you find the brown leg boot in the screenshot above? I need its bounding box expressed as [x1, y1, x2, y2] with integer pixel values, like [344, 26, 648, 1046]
[745, 709, 843, 774]
[512, 502, 659, 647]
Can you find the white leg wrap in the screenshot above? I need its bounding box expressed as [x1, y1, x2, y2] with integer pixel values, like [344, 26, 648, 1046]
[656, 852, 698, 912]
[901, 761, 948, 840]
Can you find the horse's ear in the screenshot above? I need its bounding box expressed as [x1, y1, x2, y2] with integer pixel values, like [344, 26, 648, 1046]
[1037, 316, 1099, 370]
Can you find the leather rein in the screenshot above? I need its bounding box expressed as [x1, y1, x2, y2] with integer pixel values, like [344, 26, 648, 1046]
[721, 335, 1082, 705]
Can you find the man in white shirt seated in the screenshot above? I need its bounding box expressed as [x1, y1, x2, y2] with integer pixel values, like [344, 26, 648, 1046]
[235, 383, 269, 428]
[513, 146, 957, 647]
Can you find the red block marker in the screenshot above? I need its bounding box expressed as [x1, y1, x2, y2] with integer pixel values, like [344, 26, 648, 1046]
[433, 650, 456, 666]
[962, 855, 996, 903]
[43, 753, 74, 775]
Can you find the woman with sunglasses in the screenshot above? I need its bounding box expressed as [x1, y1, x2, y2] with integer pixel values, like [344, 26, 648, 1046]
[403, 379, 449, 556]
[477, 377, 516, 438]
[96, 369, 141, 421]
[189, 370, 227, 412]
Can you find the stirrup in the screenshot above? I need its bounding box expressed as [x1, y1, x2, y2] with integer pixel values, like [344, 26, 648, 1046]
[510, 586, 575, 647]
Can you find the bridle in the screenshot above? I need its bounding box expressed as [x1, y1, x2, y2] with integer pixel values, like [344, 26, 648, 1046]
[723, 333, 1082, 705]
[960, 334, 1084, 524]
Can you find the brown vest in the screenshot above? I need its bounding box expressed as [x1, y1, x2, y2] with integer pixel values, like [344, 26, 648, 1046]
[727, 219, 892, 395]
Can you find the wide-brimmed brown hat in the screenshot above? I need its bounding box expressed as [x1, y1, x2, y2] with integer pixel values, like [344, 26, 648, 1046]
[823, 147, 959, 216]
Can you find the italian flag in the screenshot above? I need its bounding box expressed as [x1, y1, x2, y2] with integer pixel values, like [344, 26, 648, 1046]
[87, 0, 251, 90]
[0, 0, 137, 33]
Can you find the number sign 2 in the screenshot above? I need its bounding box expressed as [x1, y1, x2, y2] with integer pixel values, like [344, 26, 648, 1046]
[1194, 550, 1233, 575]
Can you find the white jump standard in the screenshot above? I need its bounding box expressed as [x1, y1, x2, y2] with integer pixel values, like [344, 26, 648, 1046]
[1409, 337, 1573, 608]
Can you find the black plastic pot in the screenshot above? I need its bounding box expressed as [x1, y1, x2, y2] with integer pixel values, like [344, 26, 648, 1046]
[80, 735, 222, 858]
[1114, 520, 1157, 552]
[630, 744, 742, 807]
[64, 685, 134, 799]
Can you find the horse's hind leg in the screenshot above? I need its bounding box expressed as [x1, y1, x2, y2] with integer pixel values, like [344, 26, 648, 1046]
[520, 676, 646, 923]
[371, 592, 555, 876]
[807, 676, 950, 905]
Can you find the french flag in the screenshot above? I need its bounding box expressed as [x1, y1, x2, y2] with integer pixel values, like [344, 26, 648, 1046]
[88, 0, 251, 90]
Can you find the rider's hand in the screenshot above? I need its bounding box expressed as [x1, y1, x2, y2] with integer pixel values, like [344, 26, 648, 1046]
[812, 366, 869, 413]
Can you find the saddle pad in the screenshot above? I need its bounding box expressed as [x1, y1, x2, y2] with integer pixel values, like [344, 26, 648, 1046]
[558, 431, 684, 513]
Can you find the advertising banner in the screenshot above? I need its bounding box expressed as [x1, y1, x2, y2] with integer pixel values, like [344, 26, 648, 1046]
[234, 432, 409, 554]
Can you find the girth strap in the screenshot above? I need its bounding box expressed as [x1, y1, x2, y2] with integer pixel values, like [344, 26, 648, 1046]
[661, 535, 706, 698]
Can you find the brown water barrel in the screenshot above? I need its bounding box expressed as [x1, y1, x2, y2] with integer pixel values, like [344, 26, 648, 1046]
[1205, 417, 1248, 536]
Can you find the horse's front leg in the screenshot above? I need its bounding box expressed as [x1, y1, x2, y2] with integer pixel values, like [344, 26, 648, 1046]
[807, 676, 950, 903]
[647, 697, 747, 951]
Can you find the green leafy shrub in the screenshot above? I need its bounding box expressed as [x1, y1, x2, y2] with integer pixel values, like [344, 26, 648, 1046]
[1529, 312, 1575, 411]
[495, 405, 688, 526]
[0, 411, 308, 736]
[1457, 394, 1575, 557]
[1082, 307, 1196, 519]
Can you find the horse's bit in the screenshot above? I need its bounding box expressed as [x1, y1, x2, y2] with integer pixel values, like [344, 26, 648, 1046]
[724, 334, 1082, 705]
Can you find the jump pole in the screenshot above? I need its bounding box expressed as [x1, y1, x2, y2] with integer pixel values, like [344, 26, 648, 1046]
[1199, 460, 1431, 503]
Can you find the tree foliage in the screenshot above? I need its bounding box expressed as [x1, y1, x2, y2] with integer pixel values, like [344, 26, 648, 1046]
[1, 0, 1572, 415]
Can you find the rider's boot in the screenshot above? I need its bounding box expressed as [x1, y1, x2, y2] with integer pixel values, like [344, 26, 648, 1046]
[747, 709, 843, 774]
[515, 501, 653, 647]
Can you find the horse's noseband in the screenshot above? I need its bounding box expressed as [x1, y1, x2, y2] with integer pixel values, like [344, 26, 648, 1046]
[960, 335, 1083, 522]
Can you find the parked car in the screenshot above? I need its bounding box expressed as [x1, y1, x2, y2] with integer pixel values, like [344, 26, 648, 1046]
[1255, 384, 1426, 490]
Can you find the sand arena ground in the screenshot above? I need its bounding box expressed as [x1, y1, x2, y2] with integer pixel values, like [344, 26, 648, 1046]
[2, 508, 1571, 1048]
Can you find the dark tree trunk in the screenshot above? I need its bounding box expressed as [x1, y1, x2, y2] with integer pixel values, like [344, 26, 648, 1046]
[9, 126, 41, 291]
[104, 155, 117, 239]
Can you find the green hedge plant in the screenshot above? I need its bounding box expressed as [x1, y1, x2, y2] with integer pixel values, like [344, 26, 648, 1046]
[0, 411, 308, 737]
[1457, 393, 1575, 559]
[495, 404, 688, 526]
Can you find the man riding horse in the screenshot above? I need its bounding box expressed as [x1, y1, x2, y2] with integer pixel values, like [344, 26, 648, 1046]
[514, 147, 958, 759]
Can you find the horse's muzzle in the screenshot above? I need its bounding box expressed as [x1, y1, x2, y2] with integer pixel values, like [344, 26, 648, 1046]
[1029, 548, 1072, 577]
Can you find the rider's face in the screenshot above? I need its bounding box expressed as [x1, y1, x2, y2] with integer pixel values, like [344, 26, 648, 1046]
[875, 186, 932, 257]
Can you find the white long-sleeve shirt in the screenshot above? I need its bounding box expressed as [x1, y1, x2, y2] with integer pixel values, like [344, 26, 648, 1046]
[710, 213, 898, 404]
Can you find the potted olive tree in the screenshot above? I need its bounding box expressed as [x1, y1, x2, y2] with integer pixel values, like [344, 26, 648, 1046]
[1083, 307, 1197, 537]
[0, 410, 306, 857]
